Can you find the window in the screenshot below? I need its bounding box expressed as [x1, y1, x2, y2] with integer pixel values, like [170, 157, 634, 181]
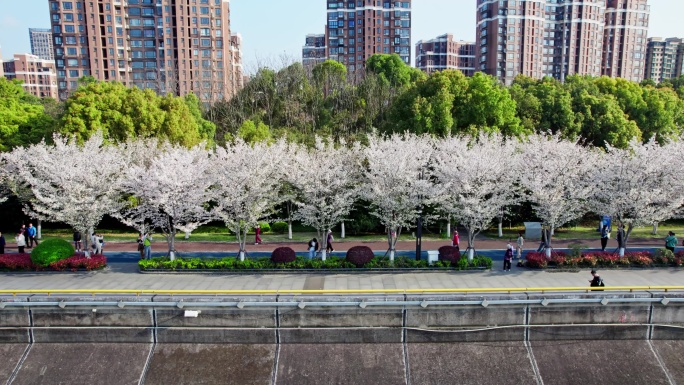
[53, 26, 61, 34]
[69, 69, 79, 77]
[67, 47, 77, 55]
[201, 39, 211, 47]
[67, 59, 78, 66]
[200, 17, 209, 25]
[65, 36, 76, 44]
[65, 25, 75, 33]
[64, 13, 73, 22]
[62, 1, 72, 10]
[200, 7, 209, 14]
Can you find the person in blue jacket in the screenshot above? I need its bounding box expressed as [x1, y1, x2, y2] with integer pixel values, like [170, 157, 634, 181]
[26, 223, 39, 248]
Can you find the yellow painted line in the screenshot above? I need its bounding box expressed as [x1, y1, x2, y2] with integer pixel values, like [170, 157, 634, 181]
[0, 286, 684, 296]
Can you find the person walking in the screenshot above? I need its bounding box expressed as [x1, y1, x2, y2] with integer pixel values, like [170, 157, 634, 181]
[536, 226, 547, 253]
[516, 231, 524, 260]
[73, 230, 82, 253]
[600, 225, 610, 252]
[92, 233, 103, 255]
[255, 225, 262, 245]
[143, 232, 153, 260]
[0, 232, 5, 255]
[589, 269, 604, 291]
[19, 224, 27, 248]
[137, 233, 145, 260]
[26, 223, 38, 248]
[452, 230, 460, 248]
[665, 231, 678, 253]
[503, 243, 513, 271]
[308, 238, 319, 260]
[15, 232, 26, 254]
[326, 229, 334, 253]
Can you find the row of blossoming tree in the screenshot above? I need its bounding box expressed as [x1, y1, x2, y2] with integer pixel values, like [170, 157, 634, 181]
[1, 132, 683, 261]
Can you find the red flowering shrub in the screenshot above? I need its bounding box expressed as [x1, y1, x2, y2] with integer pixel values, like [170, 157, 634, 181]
[0, 254, 35, 271]
[49, 255, 107, 271]
[0, 254, 106, 271]
[438, 246, 461, 264]
[345, 246, 374, 267]
[625, 251, 653, 266]
[270, 247, 296, 264]
[653, 249, 675, 264]
[525, 252, 549, 268]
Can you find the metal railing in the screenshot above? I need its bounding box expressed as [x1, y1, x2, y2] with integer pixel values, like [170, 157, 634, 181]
[0, 286, 684, 297]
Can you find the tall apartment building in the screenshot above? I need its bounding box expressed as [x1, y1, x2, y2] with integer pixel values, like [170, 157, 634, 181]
[48, 0, 242, 102]
[302, 33, 327, 67]
[230, 33, 244, 90]
[415, 34, 475, 76]
[325, 0, 411, 73]
[2, 53, 58, 98]
[29, 28, 55, 60]
[602, 0, 650, 82]
[476, 0, 649, 85]
[645, 37, 684, 83]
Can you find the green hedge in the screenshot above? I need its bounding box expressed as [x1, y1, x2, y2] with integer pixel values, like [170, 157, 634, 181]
[139, 255, 494, 271]
[31, 239, 75, 267]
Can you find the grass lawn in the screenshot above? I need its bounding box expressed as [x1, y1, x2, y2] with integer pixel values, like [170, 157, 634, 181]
[38, 220, 684, 243]
[39, 227, 447, 243]
[482, 220, 684, 240]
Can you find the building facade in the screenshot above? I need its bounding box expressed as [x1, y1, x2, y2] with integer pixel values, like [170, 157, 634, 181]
[602, 0, 650, 82]
[29, 28, 55, 60]
[302, 33, 327, 67]
[645, 37, 684, 83]
[325, 0, 411, 73]
[476, 0, 649, 85]
[415, 34, 475, 76]
[2, 53, 58, 99]
[48, 0, 242, 102]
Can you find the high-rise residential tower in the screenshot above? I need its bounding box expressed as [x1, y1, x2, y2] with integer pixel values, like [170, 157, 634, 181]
[415, 34, 475, 76]
[2, 53, 58, 98]
[325, 0, 411, 73]
[645, 37, 684, 83]
[602, 0, 650, 82]
[29, 28, 55, 61]
[476, 0, 649, 85]
[302, 33, 327, 67]
[48, 0, 242, 102]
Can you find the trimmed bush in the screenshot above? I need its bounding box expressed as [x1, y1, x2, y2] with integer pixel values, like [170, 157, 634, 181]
[271, 221, 288, 234]
[653, 248, 675, 264]
[31, 239, 75, 267]
[258, 222, 271, 233]
[271, 247, 296, 264]
[345, 246, 374, 267]
[438, 246, 460, 264]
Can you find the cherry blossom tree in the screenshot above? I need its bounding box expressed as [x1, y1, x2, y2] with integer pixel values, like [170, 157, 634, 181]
[211, 139, 287, 260]
[4, 133, 127, 255]
[287, 137, 362, 260]
[120, 141, 215, 259]
[518, 134, 597, 257]
[360, 133, 438, 261]
[591, 138, 684, 255]
[433, 134, 520, 261]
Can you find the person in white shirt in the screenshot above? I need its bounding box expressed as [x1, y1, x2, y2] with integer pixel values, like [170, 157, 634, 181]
[15, 233, 26, 253]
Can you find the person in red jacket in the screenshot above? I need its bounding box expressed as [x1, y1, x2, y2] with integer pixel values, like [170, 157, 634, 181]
[452, 231, 460, 247]
[255, 224, 262, 245]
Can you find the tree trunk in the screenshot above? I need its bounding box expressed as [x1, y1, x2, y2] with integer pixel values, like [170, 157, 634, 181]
[545, 227, 553, 258]
[652, 223, 658, 235]
[466, 227, 475, 262]
[341, 222, 345, 239]
[446, 215, 451, 238]
[37, 219, 42, 239]
[184, 231, 190, 239]
[498, 222, 503, 238]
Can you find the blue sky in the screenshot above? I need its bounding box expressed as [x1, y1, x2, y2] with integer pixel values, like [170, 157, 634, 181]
[1, 0, 683, 72]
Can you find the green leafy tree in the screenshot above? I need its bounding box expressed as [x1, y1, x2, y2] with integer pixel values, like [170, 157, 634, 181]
[0, 78, 54, 151]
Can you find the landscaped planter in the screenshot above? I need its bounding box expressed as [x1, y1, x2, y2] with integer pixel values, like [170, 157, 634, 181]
[138, 255, 493, 272]
[522, 250, 684, 269]
[0, 254, 108, 272]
